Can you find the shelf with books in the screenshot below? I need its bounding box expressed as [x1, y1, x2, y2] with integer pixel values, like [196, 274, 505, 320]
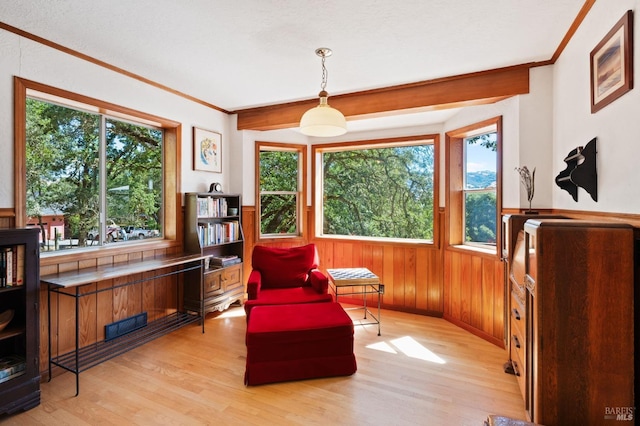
[0, 228, 40, 414]
[197, 220, 241, 246]
[184, 193, 245, 327]
[0, 244, 25, 288]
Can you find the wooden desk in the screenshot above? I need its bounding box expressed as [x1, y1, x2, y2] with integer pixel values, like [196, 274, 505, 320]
[42, 253, 207, 396]
[327, 268, 383, 336]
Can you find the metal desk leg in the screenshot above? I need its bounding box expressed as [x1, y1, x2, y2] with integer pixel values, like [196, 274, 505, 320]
[74, 287, 80, 397]
[47, 285, 51, 383]
[377, 284, 384, 336]
[362, 285, 367, 319]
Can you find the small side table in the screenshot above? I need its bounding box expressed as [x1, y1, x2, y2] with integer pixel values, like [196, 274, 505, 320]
[327, 267, 383, 336]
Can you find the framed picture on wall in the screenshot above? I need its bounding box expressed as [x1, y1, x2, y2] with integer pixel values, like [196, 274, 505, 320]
[590, 10, 634, 113]
[193, 127, 222, 173]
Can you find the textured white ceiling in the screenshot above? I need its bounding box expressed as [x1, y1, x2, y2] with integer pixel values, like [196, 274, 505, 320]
[0, 0, 585, 117]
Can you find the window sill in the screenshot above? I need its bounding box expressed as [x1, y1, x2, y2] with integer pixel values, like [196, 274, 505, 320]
[39, 239, 179, 267]
[257, 235, 305, 243]
[447, 244, 499, 259]
[315, 234, 435, 247]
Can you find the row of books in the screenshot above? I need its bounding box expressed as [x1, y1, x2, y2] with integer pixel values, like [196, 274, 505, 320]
[0, 355, 26, 384]
[196, 197, 231, 218]
[1, 245, 24, 288]
[197, 221, 241, 246]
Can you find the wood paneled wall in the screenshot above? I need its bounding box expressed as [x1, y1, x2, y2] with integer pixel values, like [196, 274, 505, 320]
[243, 206, 444, 317]
[443, 248, 505, 347]
[0, 208, 16, 229]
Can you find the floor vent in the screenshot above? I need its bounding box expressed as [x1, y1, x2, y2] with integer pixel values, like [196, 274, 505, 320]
[105, 312, 148, 341]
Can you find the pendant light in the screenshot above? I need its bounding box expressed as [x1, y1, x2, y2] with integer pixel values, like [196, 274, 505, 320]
[299, 47, 347, 137]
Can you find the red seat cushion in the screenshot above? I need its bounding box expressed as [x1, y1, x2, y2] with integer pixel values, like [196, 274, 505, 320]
[244, 287, 333, 320]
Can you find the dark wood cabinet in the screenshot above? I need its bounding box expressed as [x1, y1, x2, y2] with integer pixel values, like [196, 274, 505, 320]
[0, 228, 40, 415]
[501, 214, 564, 404]
[523, 219, 635, 425]
[184, 193, 245, 323]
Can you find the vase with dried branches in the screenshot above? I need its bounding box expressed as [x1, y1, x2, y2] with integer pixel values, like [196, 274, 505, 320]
[515, 166, 536, 213]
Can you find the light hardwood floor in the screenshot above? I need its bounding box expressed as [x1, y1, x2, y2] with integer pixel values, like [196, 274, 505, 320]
[4, 305, 526, 425]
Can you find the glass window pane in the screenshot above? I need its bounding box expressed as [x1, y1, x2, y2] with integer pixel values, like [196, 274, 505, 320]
[260, 194, 297, 235]
[465, 135, 497, 190]
[260, 150, 298, 192]
[321, 144, 434, 240]
[26, 98, 100, 251]
[464, 191, 497, 244]
[106, 119, 163, 243]
[463, 132, 497, 246]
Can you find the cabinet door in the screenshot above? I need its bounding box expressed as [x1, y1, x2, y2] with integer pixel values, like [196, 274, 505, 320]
[221, 265, 241, 292]
[203, 270, 223, 297]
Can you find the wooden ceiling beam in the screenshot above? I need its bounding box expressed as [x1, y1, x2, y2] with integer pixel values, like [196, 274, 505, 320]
[235, 64, 531, 131]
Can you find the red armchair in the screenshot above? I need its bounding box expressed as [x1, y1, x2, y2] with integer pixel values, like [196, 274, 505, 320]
[243, 244, 333, 320]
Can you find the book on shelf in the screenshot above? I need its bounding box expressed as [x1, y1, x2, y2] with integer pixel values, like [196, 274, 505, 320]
[0, 245, 23, 288]
[0, 355, 26, 384]
[196, 196, 228, 218]
[197, 221, 241, 247]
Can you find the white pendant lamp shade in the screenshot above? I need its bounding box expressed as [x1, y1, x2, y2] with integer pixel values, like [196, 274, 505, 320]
[300, 47, 347, 137]
[300, 92, 347, 137]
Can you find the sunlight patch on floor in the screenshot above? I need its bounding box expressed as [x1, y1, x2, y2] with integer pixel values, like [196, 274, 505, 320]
[365, 341, 397, 354]
[214, 308, 246, 319]
[366, 335, 446, 364]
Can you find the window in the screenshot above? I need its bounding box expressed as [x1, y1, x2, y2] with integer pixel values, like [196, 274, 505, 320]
[25, 98, 163, 252]
[256, 142, 306, 239]
[313, 136, 438, 242]
[463, 132, 497, 246]
[446, 117, 502, 253]
[15, 78, 180, 255]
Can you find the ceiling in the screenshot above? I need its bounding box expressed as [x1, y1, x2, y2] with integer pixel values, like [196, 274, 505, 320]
[0, 0, 587, 131]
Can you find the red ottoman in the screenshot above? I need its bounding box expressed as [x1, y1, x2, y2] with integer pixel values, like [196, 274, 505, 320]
[245, 302, 357, 385]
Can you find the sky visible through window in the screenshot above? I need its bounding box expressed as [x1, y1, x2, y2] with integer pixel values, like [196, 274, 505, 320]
[466, 141, 496, 173]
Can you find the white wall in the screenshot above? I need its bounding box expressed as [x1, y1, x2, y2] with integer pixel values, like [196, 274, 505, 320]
[553, 0, 640, 213]
[0, 29, 230, 208]
[229, 119, 308, 206]
[519, 66, 555, 210]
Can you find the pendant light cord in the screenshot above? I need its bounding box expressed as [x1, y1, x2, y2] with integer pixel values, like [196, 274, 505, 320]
[320, 54, 328, 92]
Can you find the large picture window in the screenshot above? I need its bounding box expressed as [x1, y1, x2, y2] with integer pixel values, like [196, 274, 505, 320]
[314, 136, 438, 242]
[26, 97, 163, 251]
[14, 78, 179, 256]
[256, 142, 306, 239]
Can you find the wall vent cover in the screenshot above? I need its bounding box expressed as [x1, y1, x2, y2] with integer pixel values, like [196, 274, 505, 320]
[105, 312, 148, 341]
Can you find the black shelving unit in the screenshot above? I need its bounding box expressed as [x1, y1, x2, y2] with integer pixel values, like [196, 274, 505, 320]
[0, 228, 40, 415]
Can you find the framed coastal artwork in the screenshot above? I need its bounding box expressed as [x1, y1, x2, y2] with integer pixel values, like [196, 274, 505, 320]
[590, 10, 633, 113]
[193, 127, 222, 173]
